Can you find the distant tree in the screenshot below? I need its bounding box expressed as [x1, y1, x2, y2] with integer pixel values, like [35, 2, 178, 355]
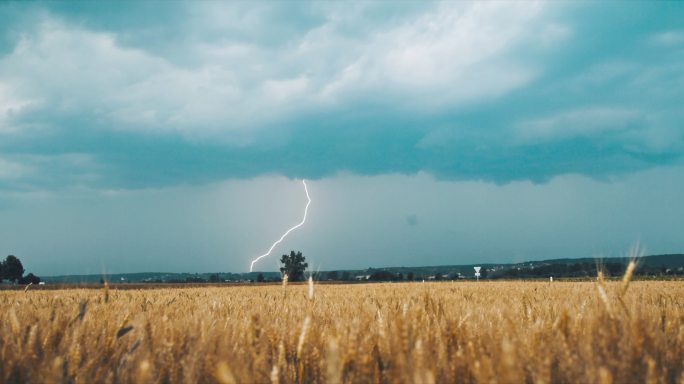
[397, 272, 404, 281]
[256, 273, 264, 282]
[19, 273, 41, 285]
[208, 273, 221, 283]
[186, 276, 206, 283]
[327, 271, 339, 280]
[434, 273, 443, 281]
[407, 272, 414, 281]
[369, 270, 397, 281]
[3, 255, 24, 283]
[280, 251, 308, 281]
[341, 271, 351, 281]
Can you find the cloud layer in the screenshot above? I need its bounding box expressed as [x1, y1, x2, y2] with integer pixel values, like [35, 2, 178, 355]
[0, 2, 683, 191]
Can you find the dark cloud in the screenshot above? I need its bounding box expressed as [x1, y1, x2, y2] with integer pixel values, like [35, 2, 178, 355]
[0, 2, 682, 192]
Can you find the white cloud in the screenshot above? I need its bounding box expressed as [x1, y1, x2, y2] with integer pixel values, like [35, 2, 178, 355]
[0, 3, 565, 139]
[0, 83, 36, 134]
[0, 157, 30, 179]
[650, 30, 684, 46]
[569, 61, 639, 90]
[1, 19, 253, 137]
[380, 3, 538, 85]
[262, 76, 310, 103]
[537, 23, 572, 48]
[515, 107, 642, 143]
[515, 106, 682, 154]
[306, 2, 560, 109]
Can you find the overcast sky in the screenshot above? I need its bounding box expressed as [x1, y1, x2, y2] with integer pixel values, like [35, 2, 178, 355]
[1, 2, 683, 275]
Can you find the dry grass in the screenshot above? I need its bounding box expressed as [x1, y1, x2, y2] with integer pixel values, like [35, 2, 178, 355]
[1, 280, 683, 383]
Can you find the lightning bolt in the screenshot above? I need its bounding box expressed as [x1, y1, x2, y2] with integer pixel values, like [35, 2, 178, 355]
[249, 179, 311, 272]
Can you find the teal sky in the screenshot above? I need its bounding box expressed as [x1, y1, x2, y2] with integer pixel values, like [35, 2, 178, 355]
[0, 2, 683, 275]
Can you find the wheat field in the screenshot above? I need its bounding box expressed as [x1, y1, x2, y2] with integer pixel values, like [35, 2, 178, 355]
[1, 280, 683, 383]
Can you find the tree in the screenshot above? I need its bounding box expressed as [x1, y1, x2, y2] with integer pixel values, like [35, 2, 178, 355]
[3, 255, 24, 283]
[19, 273, 41, 285]
[369, 270, 398, 281]
[186, 275, 206, 283]
[327, 271, 339, 280]
[407, 272, 414, 281]
[256, 273, 264, 283]
[208, 273, 221, 283]
[280, 251, 308, 281]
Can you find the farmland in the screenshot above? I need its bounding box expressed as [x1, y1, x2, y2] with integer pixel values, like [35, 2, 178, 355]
[1, 280, 683, 383]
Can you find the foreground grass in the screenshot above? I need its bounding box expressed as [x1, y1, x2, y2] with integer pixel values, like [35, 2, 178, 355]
[1, 281, 683, 383]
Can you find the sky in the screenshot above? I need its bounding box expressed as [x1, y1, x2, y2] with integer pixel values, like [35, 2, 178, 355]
[0, 2, 683, 275]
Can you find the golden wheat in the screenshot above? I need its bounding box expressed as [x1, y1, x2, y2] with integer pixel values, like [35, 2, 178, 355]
[1, 280, 683, 383]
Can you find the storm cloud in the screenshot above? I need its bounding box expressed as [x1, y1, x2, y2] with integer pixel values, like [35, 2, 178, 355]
[0, 2, 682, 274]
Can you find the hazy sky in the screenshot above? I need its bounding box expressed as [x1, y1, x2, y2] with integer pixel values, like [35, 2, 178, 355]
[1, 2, 683, 275]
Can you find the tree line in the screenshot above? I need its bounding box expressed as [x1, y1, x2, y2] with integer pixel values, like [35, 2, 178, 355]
[0, 255, 41, 284]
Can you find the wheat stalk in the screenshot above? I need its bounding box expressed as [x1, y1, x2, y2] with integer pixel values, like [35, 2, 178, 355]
[215, 362, 237, 384]
[308, 276, 314, 300]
